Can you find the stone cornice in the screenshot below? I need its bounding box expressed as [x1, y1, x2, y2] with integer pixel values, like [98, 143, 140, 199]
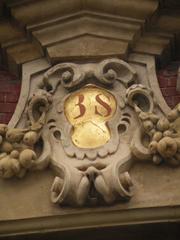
[0, 206, 180, 238]
[0, 0, 179, 77]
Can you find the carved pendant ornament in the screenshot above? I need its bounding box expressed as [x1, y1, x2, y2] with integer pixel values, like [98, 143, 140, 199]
[0, 59, 179, 207]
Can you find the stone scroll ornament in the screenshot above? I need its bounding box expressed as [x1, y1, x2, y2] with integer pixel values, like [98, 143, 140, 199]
[0, 59, 179, 207]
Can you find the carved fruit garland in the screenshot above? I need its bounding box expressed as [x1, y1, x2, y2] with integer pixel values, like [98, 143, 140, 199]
[126, 84, 180, 166]
[0, 59, 179, 207]
[0, 90, 52, 178]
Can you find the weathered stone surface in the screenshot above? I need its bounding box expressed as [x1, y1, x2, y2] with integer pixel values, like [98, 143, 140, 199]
[10, 0, 82, 26]
[0, 1, 180, 238]
[5, 0, 37, 7]
[156, 14, 180, 32]
[133, 33, 173, 66]
[47, 35, 128, 63]
[6, 41, 43, 75]
[1, 163, 180, 221]
[33, 16, 141, 48]
[0, 0, 180, 77]
[0, 56, 179, 211]
[84, 0, 159, 20]
[10, 0, 158, 26]
[0, 21, 24, 46]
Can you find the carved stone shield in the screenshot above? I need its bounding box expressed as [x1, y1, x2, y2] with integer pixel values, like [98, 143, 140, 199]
[0, 56, 179, 207]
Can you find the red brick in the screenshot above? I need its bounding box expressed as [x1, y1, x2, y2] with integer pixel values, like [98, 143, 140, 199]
[0, 72, 17, 82]
[0, 93, 4, 102]
[167, 77, 177, 87]
[0, 103, 17, 113]
[158, 69, 177, 77]
[0, 76, 16, 82]
[173, 96, 180, 106]
[5, 93, 20, 103]
[0, 67, 20, 124]
[0, 83, 21, 93]
[0, 93, 19, 103]
[0, 91, 20, 103]
[0, 113, 12, 124]
[161, 87, 178, 97]
[158, 62, 180, 108]
[157, 75, 168, 87]
[164, 96, 174, 108]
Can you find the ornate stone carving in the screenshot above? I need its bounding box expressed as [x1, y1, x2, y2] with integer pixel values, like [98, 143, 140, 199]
[0, 58, 179, 207]
[0, 90, 52, 178]
[127, 84, 180, 165]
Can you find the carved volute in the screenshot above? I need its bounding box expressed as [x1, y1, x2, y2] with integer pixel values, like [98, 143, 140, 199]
[0, 57, 179, 207]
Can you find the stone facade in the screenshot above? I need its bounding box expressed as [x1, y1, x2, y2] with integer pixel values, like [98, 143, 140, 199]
[0, 0, 180, 239]
[157, 63, 180, 108]
[0, 67, 20, 123]
[0, 62, 180, 126]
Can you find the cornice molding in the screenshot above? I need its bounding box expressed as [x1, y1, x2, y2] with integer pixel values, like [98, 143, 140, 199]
[0, 206, 180, 238]
[0, 0, 179, 77]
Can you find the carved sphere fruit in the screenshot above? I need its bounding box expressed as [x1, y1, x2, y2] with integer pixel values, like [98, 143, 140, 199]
[62, 71, 72, 83]
[0, 124, 8, 136]
[143, 120, 154, 132]
[157, 137, 177, 158]
[23, 131, 38, 146]
[163, 130, 173, 137]
[19, 149, 37, 169]
[153, 154, 162, 165]
[152, 131, 162, 141]
[157, 118, 170, 132]
[105, 69, 117, 81]
[149, 141, 158, 154]
[6, 128, 25, 142]
[0, 156, 20, 178]
[0, 141, 13, 153]
[10, 150, 19, 158]
[168, 109, 178, 122]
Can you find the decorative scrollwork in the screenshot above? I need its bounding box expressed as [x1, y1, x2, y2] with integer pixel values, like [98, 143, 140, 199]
[42, 58, 137, 92]
[126, 84, 180, 166]
[51, 152, 133, 206]
[43, 63, 85, 92]
[0, 90, 52, 178]
[97, 59, 137, 87]
[0, 58, 179, 208]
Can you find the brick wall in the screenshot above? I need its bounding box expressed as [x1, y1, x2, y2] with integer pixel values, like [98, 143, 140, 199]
[157, 62, 180, 109]
[0, 66, 20, 124]
[0, 63, 179, 124]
